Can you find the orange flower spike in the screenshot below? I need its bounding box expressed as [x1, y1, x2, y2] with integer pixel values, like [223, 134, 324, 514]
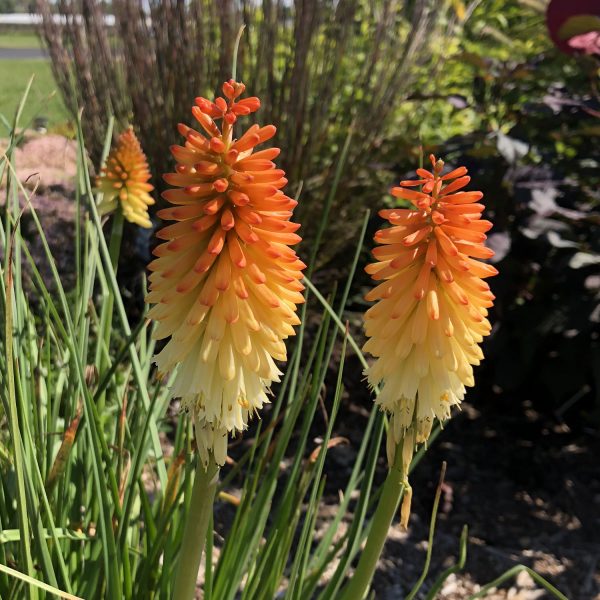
[97, 127, 154, 228]
[146, 81, 305, 467]
[364, 155, 497, 476]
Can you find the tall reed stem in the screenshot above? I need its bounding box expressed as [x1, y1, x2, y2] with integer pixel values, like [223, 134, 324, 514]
[172, 454, 219, 600]
[97, 210, 123, 411]
[103, 209, 123, 332]
[338, 444, 405, 600]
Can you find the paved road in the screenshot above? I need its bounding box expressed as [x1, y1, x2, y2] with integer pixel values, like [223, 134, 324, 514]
[0, 47, 47, 59]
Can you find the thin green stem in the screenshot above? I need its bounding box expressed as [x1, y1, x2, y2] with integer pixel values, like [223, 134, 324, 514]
[338, 444, 405, 600]
[0, 562, 82, 600]
[305, 123, 354, 279]
[172, 454, 219, 600]
[302, 277, 368, 370]
[4, 214, 36, 599]
[96, 209, 124, 411]
[468, 566, 568, 600]
[424, 525, 468, 600]
[232, 25, 246, 81]
[405, 462, 447, 600]
[98, 209, 123, 375]
[107, 210, 124, 272]
[102, 210, 124, 344]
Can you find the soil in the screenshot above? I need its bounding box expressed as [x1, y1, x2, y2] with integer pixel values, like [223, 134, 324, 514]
[1, 133, 79, 290]
[1, 133, 78, 189]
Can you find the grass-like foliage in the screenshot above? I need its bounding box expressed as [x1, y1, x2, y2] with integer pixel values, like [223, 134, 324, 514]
[0, 78, 571, 599]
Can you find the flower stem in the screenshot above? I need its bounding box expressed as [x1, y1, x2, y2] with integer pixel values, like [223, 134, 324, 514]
[338, 445, 405, 600]
[103, 209, 123, 337]
[172, 456, 219, 600]
[97, 210, 124, 411]
[107, 209, 124, 272]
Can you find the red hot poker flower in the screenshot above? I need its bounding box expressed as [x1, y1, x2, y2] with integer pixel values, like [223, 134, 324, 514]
[146, 80, 305, 467]
[363, 155, 497, 504]
[97, 127, 154, 228]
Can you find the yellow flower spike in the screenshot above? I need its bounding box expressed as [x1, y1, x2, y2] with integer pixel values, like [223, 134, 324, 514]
[97, 127, 155, 228]
[364, 154, 498, 470]
[341, 156, 497, 600]
[146, 80, 306, 467]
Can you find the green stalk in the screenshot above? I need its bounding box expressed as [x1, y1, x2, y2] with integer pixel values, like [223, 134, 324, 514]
[4, 223, 36, 600]
[98, 210, 124, 368]
[107, 209, 124, 273]
[172, 454, 219, 600]
[338, 445, 405, 600]
[469, 565, 568, 600]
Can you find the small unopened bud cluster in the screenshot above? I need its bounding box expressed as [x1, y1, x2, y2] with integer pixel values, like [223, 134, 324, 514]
[195, 79, 261, 125]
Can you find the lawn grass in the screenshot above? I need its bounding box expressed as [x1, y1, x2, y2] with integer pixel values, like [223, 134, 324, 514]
[0, 59, 70, 128]
[0, 31, 42, 49]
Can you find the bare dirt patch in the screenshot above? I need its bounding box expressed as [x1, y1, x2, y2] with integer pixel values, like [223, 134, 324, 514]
[1, 133, 77, 190]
